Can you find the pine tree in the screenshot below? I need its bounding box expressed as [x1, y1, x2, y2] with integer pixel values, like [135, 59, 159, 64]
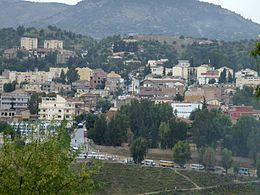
[219, 68, 227, 84]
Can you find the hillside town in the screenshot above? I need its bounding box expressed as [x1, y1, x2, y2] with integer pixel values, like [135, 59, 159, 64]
[0, 37, 259, 133]
[0, 0, 260, 193]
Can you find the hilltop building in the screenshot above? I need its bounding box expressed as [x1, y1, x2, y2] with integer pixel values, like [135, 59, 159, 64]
[44, 40, 64, 50]
[21, 37, 38, 50]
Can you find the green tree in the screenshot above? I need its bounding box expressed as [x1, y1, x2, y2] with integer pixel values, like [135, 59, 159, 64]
[17, 26, 25, 36]
[227, 71, 233, 83]
[159, 122, 171, 149]
[60, 69, 66, 84]
[172, 141, 191, 167]
[89, 114, 108, 145]
[219, 68, 227, 84]
[143, 65, 151, 76]
[202, 147, 216, 170]
[247, 122, 260, 163]
[66, 67, 79, 84]
[130, 137, 148, 164]
[174, 93, 184, 102]
[251, 41, 260, 97]
[96, 99, 113, 113]
[232, 116, 259, 157]
[208, 78, 216, 84]
[126, 128, 134, 146]
[4, 81, 16, 92]
[232, 86, 260, 109]
[105, 112, 129, 146]
[28, 93, 44, 115]
[191, 109, 231, 148]
[0, 123, 99, 194]
[202, 96, 207, 110]
[222, 148, 233, 174]
[257, 160, 260, 178]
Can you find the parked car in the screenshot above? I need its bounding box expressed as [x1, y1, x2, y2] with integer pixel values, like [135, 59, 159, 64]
[141, 159, 156, 166]
[239, 167, 250, 176]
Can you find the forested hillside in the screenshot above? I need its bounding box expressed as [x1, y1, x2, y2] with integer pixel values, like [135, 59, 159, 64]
[0, 27, 258, 74]
[1, 0, 260, 41]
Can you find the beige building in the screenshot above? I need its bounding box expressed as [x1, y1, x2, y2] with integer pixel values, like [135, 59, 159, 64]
[76, 67, 93, 81]
[23, 84, 42, 93]
[57, 50, 76, 64]
[44, 40, 64, 50]
[105, 71, 123, 92]
[49, 67, 69, 78]
[172, 60, 190, 80]
[39, 95, 76, 124]
[21, 37, 38, 50]
[196, 64, 212, 80]
[236, 77, 260, 88]
[3, 70, 55, 85]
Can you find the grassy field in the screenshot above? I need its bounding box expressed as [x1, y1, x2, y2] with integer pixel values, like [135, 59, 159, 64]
[93, 163, 260, 195]
[94, 163, 194, 195]
[178, 170, 234, 187]
[159, 183, 260, 195]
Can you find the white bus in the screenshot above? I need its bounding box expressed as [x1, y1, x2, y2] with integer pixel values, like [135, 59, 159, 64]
[191, 164, 205, 170]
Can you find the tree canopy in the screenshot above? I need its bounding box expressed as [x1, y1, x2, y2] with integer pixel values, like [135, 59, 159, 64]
[0, 122, 99, 194]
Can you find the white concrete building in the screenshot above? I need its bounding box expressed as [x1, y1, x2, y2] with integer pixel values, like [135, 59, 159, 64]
[171, 102, 202, 118]
[151, 66, 172, 76]
[44, 40, 64, 50]
[198, 71, 219, 85]
[236, 77, 260, 89]
[235, 68, 258, 79]
[147, 59, 169, 67]
[21, 37, 38, 50]
[39, 95, 76, 124]
[0, 89, 30, 110]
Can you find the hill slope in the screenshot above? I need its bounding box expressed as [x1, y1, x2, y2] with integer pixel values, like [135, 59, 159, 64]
[0, 0, 69, 27]
[1, 0, 260, 41]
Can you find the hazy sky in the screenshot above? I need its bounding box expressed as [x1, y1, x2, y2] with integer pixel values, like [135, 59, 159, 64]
[30, 0, 260, 24]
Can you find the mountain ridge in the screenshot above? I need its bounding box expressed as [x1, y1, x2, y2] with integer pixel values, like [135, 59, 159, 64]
[1, 0, 260, 41]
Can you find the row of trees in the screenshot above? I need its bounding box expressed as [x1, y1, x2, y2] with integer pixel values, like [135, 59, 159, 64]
[87, 100, 189, 148]
[190, 106, 260, 163]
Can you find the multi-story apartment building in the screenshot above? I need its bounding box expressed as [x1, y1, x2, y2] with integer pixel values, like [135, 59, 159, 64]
[41, 82, 71, 94]
[39, 95, 76, 124]
[90, 69, 107, 89]
[140, 76, 185, 98]
[236, 77, 260, 89]
[76, 67, 93, 81]
[0, 89, 30, 110]
[235, 68, 258, 78]
[198, 70, 219, 85]
[56, 50, 76, 64]
[49, 67, 69, 78]
[2, 70, 56, 85]
[172, 60, 190, 80]
[171, 102, 202, 118]
[44, 40, 64, 50]
[21, 37, 38, 50]
[105, 71, 123, 92]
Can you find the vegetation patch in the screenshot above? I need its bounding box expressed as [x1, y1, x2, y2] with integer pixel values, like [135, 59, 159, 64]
[94, 163, 194, 195]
